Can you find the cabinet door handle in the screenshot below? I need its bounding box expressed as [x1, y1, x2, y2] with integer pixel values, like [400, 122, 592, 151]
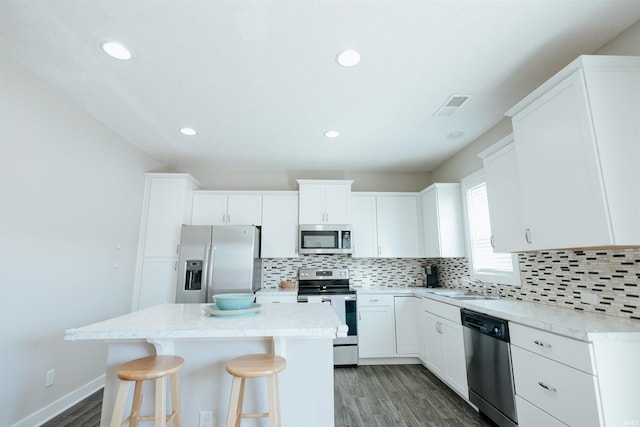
[490, 235, 495, 248]
[525, 228, 532, 244]
[538, 382, 557, 392]
[174, 261, 178, 271]
[358, 311, 361, 321]
[534, 340, 551, 348]
[176, 244, 180, 255]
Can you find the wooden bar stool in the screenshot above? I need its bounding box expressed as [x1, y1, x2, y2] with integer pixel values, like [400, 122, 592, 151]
[225, 354, 287, 427]
[110, 355, 184, 427]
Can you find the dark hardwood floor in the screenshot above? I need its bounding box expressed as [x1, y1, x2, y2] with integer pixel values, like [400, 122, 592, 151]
[41, 364, 494, 426]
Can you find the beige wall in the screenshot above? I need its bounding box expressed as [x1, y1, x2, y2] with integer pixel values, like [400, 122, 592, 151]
[428, 18, 640, 185]
[184, 166, 431, 192]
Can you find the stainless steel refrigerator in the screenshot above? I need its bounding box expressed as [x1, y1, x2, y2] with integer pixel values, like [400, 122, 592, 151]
[176, 225, 262, 303]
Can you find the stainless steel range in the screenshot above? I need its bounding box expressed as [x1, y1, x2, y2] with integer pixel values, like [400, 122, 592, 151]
[298, 268, 358, 366]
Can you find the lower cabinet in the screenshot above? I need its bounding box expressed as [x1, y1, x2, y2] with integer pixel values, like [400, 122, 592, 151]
[358, 294, 396, 358]
[394, 296, 419, 356]
[419, 297, 468, 398]
[510, 323, 602, 427]
[255, 293, 297, 304]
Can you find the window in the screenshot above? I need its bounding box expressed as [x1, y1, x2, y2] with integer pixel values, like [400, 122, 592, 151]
[461, 169, 520, 286]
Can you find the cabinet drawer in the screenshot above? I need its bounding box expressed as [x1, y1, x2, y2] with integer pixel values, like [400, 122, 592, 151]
[515, 395, 567, 427]
[510, 322, 595, 374]
[422, 297, 460, 323]
[511, 346, 601, 427]
[358, 294, 394, 307]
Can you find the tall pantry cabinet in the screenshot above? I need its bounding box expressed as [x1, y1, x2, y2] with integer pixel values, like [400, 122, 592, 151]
[132, 173, 199, 310]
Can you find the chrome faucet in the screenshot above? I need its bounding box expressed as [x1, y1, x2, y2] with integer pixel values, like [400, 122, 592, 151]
[458, 278, 501, 298]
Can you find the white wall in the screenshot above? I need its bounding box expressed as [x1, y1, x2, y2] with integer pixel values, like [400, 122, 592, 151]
[0, 54, 162, 427]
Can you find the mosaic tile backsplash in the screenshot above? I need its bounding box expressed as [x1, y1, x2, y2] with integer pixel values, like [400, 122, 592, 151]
[262, 248, 640, 320]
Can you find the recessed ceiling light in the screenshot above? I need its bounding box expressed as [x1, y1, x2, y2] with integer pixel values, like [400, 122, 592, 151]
[101, 41, 132, 60]
[336, 49, 361, 67]
[180, 127, 197, 136]
[324, 130, 340, 138]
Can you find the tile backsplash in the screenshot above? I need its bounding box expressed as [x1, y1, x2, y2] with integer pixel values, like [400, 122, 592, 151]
[262, 248, 640, 320]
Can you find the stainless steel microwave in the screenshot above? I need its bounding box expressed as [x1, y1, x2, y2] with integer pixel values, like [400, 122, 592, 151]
[299, 225, 352, 255]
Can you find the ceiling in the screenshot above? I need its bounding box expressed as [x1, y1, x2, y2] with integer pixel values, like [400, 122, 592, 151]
[2, 1, 640, 173]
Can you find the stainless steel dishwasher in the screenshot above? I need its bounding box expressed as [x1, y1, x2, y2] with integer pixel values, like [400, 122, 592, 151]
[461, 309, 517, 427]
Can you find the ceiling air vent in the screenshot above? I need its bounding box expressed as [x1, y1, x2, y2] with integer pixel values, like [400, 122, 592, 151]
[433, 94, 472, 117]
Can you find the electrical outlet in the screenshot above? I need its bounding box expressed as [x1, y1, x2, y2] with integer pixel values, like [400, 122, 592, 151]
[199, 411, 212, 427]
[581, 292, 598, 305]
[45, 369, 55, 387]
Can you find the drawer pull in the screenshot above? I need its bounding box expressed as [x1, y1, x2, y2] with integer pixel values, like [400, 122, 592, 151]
[534, 340, 551, 348]
[538, 382, 557, 392]
[370, 299, 379, 302]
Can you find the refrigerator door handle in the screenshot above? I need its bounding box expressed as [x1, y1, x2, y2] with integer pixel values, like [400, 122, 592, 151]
[206, 243, 216, 302]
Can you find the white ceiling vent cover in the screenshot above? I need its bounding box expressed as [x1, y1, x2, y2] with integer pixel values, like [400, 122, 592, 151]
[434, 94, 472, 117]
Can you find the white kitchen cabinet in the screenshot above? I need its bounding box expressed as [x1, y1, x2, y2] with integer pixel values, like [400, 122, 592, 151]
[510, 323, 602, 426]
[478, 136, 528, 253]
[261, 192, 298, 258]
[420, 184, 464, 257]
[357, 294, 395, 359]
[137, 258, 179, 310]
[132, 173, 199, 311]
[191, 192, 262, 226]
[350, 194, 378, 258]
[375, 194, 421, 258]
[506, 55, 640, 250]
[510, 322, 640, 427]
[394, 296, 419, 356]
[255, 294, 298, 304]
[297, 180, 352, 224]
[420, 298, 468, 398]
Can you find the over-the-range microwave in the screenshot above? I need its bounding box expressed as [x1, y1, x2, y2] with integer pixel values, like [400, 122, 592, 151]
[298, 224, 352, 255]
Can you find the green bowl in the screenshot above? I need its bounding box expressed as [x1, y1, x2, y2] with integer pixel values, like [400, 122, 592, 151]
[212, 293, 255, 310]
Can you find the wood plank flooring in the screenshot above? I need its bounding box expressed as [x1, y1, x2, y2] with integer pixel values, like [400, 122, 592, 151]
[335, 364, 494, 427]
[41, 364, 494, 426]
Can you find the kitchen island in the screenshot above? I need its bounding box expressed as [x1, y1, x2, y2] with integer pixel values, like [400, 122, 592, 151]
[65, 303, 347, 427]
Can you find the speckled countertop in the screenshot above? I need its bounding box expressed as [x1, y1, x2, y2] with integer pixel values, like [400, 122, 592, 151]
[354, 286, 640, 342]
[64, 302, 347, 341]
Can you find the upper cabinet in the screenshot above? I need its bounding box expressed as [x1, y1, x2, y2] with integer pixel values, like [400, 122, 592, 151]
[261, 192, 299, 258]
[505, 55, 640, 250]
[375, 194, 421, 258]
[479, 135, 528, 253]
[420, 184, 465, 258]
[351, 193, 421, 258]
[191, 192, 262, 226]
[351, 194, 379, 258]
[297, 180, 352, 224]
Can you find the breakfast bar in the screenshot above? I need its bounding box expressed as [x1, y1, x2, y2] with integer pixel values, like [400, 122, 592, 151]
[65, 303, 347, 427]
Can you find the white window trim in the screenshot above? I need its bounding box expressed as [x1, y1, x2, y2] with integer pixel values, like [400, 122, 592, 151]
[460, 169, 520, 286]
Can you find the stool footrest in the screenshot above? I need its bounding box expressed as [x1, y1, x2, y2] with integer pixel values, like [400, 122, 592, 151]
[241, 412, 269, 419]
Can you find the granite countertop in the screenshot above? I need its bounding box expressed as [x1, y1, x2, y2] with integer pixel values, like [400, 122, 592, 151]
[64, 303, 347, 341]
[354, 286, 640, 342]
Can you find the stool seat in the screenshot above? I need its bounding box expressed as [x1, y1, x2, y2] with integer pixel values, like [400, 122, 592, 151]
[111, 355, 183, 427]
[226, 354, 286, 378]
[225, 354, 286, 427]
[117, 355, 184, 381]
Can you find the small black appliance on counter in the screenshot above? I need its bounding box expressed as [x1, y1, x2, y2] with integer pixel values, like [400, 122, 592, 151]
[424, 265, 439, 288]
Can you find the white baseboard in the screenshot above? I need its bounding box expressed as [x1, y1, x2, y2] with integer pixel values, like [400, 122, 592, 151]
[357, 356, 422, 365]
[12, 375, 105, 427]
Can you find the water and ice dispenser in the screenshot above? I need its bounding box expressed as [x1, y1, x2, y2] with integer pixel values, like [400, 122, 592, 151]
[184, 260, 203, 291]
